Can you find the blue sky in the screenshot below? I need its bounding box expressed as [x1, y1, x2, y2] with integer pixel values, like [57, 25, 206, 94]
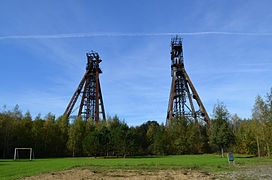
[0, 0, 272, 126]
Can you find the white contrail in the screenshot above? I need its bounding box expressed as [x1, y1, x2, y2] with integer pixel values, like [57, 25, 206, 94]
[1, 32, 272, 40]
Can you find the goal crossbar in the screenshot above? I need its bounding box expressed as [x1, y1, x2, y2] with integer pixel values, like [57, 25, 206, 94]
[14, 148, 33, 160]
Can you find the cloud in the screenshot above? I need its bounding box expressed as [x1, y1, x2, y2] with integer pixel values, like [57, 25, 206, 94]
[2, 32, 272, 40]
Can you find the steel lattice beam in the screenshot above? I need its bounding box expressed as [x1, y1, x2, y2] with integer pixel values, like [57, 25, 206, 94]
[64, 51, 106, 122]
[166, 36, 211, 127]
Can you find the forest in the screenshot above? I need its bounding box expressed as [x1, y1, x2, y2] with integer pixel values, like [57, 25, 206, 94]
[0, 88, 271, 159]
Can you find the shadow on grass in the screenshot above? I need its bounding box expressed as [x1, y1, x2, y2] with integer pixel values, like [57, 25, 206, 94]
[13, 159, 35, 162]
[100, 156, 164, 159]
[236, 156, 256, 158]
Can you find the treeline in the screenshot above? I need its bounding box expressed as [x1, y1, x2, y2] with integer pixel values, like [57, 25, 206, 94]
[0, 108, 210, 158]
[0, 89, 271, 158]
[233, 90, 272, 157]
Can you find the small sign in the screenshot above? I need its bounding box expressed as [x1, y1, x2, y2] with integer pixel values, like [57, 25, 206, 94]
[228, 153, 234, 161]
[227, 153, 235, 165]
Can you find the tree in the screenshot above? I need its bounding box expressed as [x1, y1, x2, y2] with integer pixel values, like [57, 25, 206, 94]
[231, 114, 242, 133]
[252, 95, 266, 157]
[210, 102, 235, 157]
[151, 124, 168, 155]
[186, 121, 203, 154]
[0, 111, 14, 158]
[146, 121, 160, 154]
[67, 116, 86, 157]
[31, 114, 45, 157]
[265, 88, 272, 157]
[168, 117, 189, 154]
[83, 130, 102, 157]
[234, 119, 256, 154]
[14, 111, 33, 150]
[55, 115, 69, 156]
[43, 113, 59, 157]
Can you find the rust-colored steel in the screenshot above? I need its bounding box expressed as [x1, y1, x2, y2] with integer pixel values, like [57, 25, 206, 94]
[166, 36, 211, 127]
[64, 51, 106, 122]
[95, 70, 100, 122]
[98, 79, 106, 120]
[64, 71, 88, 116]
[183, 68, 211, 127]
[78, 77, 88, 117]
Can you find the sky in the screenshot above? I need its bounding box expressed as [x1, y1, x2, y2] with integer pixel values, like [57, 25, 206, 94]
[0, 0, 272, 126]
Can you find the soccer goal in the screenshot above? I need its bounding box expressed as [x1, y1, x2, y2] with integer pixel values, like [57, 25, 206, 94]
[14, 148, 33, 160]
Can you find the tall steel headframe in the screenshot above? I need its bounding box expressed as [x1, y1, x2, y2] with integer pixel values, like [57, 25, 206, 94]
[166, 36, 211, 127]
[64, 51, 106, 122]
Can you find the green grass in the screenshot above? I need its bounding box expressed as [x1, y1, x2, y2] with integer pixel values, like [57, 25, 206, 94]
[0, 154, 271, 179]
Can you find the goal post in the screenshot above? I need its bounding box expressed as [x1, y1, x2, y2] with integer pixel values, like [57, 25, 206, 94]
[14, 148, 33, 160]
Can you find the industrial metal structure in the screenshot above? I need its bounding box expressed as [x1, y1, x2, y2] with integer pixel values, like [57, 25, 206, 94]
[64, 51, 106, 122]
[166, 36, 211, 127]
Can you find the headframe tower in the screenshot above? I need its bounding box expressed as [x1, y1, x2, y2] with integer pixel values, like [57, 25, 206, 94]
[64, 51, 106, 122]
[166, 36, 211, 127]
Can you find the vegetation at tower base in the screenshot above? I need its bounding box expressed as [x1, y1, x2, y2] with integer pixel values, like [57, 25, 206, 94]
[209, 101, 235, 158]
[0, 88, 272, 159]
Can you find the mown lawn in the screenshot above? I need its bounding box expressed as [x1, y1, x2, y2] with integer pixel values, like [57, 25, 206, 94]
[0, 154, 271, 179]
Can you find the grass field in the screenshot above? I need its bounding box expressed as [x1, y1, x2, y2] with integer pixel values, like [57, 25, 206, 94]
[0, 154, 272, 179]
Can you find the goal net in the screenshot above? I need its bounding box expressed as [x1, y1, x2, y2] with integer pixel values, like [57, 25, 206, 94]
[14, 148, 33, 160]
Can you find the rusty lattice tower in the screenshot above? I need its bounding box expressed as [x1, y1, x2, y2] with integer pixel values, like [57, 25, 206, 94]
[64, 51, 106, 122]
[166, 36, 211, 127]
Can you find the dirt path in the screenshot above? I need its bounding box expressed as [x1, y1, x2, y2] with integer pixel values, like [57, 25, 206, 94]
[21, 169, 213, 180]
[21, 164, 272, 180]
[215, 164, 272, 180]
